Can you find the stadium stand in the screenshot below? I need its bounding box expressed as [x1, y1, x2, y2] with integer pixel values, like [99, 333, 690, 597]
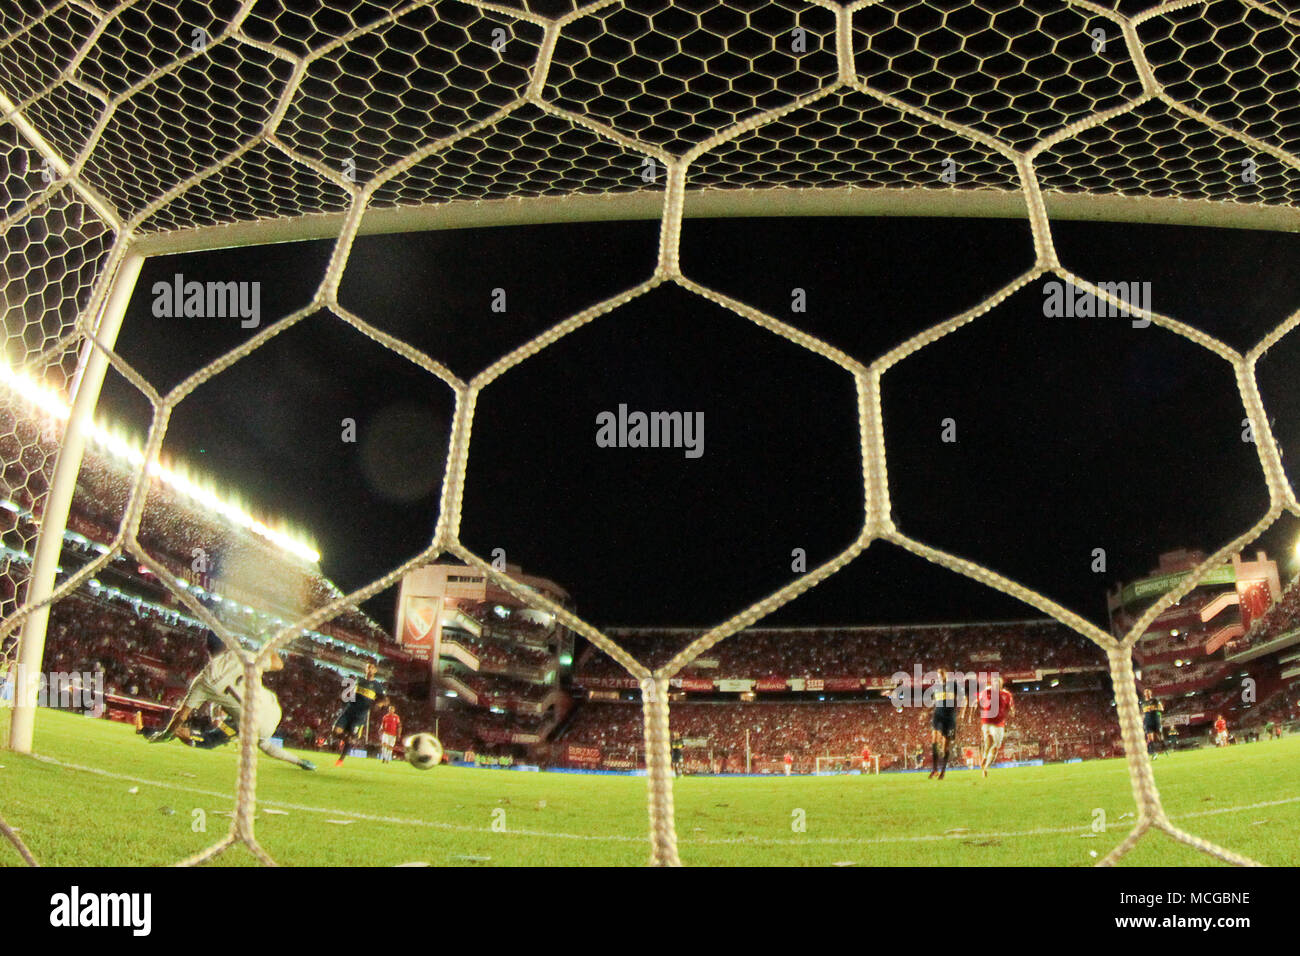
[7, 391, 1290, 774]
[1233, 572, 1300, 654]
[557, 689, 1119, 773]
[580, 621, 1106, 684]
[1, 397, 387, 650]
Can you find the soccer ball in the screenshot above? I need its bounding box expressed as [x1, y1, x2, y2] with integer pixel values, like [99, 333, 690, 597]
[404, 733, 443, 770]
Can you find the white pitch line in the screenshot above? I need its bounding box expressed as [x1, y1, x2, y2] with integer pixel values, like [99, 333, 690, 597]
[686, 794, 1300, 847]
[27, 754, 1300, 849]
[1174, 794, 1300, 820]
[30, 754, 646, 843]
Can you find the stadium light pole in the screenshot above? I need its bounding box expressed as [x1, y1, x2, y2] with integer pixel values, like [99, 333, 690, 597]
[8, 250, 143, 754]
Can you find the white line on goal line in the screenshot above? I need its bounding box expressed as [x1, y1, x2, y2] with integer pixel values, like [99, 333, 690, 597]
[29, 754, 1300, 849]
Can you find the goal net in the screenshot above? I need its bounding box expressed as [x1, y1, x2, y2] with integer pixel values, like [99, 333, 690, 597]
[1, 0, 1297, 869]
[816, 754, 878, 775]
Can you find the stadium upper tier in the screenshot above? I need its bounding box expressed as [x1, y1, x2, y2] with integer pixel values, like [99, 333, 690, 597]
[580, 620, 1106, 684]
[1231, 571, 1300, 660]
[0, 394, 390, 651]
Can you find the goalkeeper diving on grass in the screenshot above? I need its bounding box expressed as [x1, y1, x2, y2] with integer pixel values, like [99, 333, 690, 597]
[147, 631, 315, 771]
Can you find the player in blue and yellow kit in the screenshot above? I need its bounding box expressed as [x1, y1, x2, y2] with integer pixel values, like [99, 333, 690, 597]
[1142, 688, 1165, 757]
[929, 667, 967, 780]
[332, 661, 388, 767]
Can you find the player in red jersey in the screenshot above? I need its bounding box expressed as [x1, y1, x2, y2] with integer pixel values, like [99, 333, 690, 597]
[976, 675, 1014, 777]
[1214, 713, 1228, 747]
[783, 752, 794, 776]
[379, 705, 401, 763]
[860, 743, 872, 774]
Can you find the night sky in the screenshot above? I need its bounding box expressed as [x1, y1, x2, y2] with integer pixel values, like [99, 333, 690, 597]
[97, 215, 1300, 633]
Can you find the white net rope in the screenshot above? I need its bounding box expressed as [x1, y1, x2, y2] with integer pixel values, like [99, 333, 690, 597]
[1, 0, 1298, 867]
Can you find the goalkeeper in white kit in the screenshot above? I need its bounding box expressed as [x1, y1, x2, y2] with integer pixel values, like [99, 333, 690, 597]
[152, 631, 315, 771]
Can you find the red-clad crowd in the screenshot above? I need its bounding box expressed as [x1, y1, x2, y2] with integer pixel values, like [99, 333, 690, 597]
[0, 399, 388, 648]
[558, 690, 1120, 773]
[1235, 573, 1300, 653]
[26, 590, 401, 749]
[441, 631, 551, 672]
[579, 622, 1104, 684]
[450, 668, 555, 705]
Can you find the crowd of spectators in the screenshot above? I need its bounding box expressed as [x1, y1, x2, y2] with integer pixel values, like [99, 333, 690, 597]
[559, 689, 1119, 772]
[10, 396, 1291, 773]
[1135, 619, 1221, 662]
[436, 597, 569, 739]
[41, 591, 208, 704]
[1, 398, 390, 650]
[416, 704, 552, 756]
[12, 568, 1284, 770]
[1143, 660, 1233, 696]
[1113, 592, 1215, 640]
[579, 622, 1104, 684]
[1235, 573, 1300, 652]
[16, 583, 453, 753]
[441, 631, 551, 673]
[31, 590, 380, 746]
[447, 667, 555, 706]
[50, 607, 561, 758]
[461, 600, 557, 639]
[263, 653, 355, 748]
[1236, 688, 1300, 731]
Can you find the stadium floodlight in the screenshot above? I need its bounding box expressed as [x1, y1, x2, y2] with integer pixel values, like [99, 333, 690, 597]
[0, 361, 319, 563]
[1, 0, 1296, 870]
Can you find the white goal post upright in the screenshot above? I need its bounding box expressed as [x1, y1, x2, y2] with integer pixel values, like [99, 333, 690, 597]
[7, 252, 143, 754]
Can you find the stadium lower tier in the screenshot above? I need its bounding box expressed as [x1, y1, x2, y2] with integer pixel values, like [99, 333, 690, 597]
[554, 693, 1123, 773]
[13, 582, 1297, 769]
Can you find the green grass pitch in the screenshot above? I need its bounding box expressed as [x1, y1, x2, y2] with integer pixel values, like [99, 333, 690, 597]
[1, 708, 1296, 866]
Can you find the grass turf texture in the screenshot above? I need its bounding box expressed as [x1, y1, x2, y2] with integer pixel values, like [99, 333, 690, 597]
[1, 708, 1296, 866]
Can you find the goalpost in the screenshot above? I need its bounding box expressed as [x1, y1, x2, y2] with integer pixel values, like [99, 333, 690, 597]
[815, 754, 879, 776]
[0, 0, 1294, 870]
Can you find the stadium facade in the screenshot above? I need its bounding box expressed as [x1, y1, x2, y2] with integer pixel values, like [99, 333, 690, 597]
[395, 562, 576, 754]
[7, 365, 1298, 767]
[1110, 549, 1298, 744]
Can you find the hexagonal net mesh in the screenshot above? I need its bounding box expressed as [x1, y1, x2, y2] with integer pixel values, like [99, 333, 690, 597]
[1, 0, 1298, 867]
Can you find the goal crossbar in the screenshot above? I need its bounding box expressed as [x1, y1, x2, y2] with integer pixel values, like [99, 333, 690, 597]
[129, 187, 1300, 259]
